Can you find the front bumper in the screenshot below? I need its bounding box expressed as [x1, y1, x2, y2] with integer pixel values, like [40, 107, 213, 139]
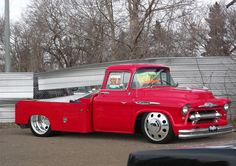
[178, 125, 233, 139]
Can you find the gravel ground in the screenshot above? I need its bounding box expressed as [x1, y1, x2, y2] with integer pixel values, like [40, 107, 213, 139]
[0, 127, 236, 166]
[0, 123, 19, 129]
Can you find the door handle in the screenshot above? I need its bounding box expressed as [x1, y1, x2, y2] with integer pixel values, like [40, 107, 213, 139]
[121, 101, 127, 104]
[101, 92, 109, 95]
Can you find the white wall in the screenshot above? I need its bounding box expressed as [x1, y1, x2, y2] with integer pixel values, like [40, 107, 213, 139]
[0, 73, 33, 122]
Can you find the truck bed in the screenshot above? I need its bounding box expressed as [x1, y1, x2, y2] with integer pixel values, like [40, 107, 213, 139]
[15, 97, 94, 133]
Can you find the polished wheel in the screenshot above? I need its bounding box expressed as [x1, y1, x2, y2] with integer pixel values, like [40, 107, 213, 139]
[142, 112, 173, 143]
[30, 115, 52, 136]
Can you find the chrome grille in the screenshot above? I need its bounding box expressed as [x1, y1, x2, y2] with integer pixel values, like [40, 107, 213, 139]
[188, 110, 221, 123]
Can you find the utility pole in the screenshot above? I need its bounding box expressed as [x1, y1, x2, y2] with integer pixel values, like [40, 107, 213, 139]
[4, 0, 11, 72]
[226, 0, 236, 8]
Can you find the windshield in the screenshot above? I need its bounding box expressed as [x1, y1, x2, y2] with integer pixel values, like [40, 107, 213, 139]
[132, 68, 176, 89]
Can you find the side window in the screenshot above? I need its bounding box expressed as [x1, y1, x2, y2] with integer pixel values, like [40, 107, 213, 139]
[106, 72, 131, 90]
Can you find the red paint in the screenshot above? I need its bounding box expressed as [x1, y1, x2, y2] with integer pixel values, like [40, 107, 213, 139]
[15, 64, 231, 136]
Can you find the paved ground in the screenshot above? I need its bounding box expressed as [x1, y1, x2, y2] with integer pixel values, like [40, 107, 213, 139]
[0, 128, 236, 166]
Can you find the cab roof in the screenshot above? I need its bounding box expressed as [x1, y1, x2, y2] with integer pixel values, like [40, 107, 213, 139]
[106, 63, 169, 71]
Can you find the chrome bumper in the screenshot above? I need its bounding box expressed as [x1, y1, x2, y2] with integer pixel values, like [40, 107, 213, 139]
[178, 125, 233, 139]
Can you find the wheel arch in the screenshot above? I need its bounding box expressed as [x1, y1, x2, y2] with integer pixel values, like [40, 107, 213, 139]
[132, 109, 177, 135]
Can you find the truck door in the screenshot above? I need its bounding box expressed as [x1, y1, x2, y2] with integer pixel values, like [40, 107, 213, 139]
[93, 71, 134, 133]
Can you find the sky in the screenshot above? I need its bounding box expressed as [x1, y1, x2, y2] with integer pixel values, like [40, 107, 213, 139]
[0, 0, 234, 22]
[0, 0, 31, 22]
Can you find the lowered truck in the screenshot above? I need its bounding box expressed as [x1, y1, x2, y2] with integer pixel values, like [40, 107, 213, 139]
[15, 64, 233, 143]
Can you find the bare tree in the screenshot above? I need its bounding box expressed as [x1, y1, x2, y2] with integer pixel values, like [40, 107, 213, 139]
[0, 17, 4, 71]
[206, 2, 229, 56]
[225, 8, 236, 56]
[150, 21, 176, 57]
[10, 0, 199, 71]
[127, 0, 194, 59]
[174, 6, 209, 57]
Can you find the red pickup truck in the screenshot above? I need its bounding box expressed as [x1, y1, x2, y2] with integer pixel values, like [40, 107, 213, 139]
[15, 64, 233, 143]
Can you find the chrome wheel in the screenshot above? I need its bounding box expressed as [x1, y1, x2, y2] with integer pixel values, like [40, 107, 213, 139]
[30, 115, 50, 135]
[143, 112, 170, 142]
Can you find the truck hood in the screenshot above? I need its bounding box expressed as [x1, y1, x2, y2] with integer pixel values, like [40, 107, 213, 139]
[142, 87, 215, 103]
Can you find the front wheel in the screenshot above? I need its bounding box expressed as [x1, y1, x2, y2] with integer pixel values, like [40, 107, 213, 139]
[30, 115, 53, 137]
[141, 112, 174, 144]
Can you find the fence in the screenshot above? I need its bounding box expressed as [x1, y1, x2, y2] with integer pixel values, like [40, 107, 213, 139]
[0, 73, 33, 122]
[0, 56, 235, 123]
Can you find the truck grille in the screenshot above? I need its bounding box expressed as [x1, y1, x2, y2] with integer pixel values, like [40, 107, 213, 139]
[188, 110, 221, 123]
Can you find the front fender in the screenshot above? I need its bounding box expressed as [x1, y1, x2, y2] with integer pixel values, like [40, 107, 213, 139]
[132, 108, 178, 135]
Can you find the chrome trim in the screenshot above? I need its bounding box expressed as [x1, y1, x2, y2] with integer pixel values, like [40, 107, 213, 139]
[186, 87, 192, 90]
[100, 91, 109, 94]
[189, 112, 201, 122]
[135, 101, 160, 105]
[178, 125, 233, 139]
[30, 115, 50, 135]
[149, 102, 161, 105]
[144, 112, 170, 142]
[202, 86, 209, 90]
[189, 111, 222, 121]
[198, 102, 218, 108]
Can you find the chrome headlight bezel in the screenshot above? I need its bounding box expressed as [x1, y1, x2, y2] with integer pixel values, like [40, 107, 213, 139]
[224, 103, 230, 112]
[182, 104, 190, 115]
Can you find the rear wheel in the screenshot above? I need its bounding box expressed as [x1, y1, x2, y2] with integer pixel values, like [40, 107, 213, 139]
[141, 112, 174, 144]
[30, 115, 53, 137]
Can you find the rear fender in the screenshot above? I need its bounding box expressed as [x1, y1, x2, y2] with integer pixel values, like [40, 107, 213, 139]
[15, 101, 62, 131]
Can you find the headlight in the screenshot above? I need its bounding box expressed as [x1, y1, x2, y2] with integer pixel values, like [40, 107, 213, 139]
[182, 105, 190, 115]
[224, 103, 230, 111]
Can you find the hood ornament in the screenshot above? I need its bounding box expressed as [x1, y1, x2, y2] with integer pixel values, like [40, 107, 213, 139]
[199, 102, 218, 108]
[186, 87, 192, 90]
[203, 86, 209, 90]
